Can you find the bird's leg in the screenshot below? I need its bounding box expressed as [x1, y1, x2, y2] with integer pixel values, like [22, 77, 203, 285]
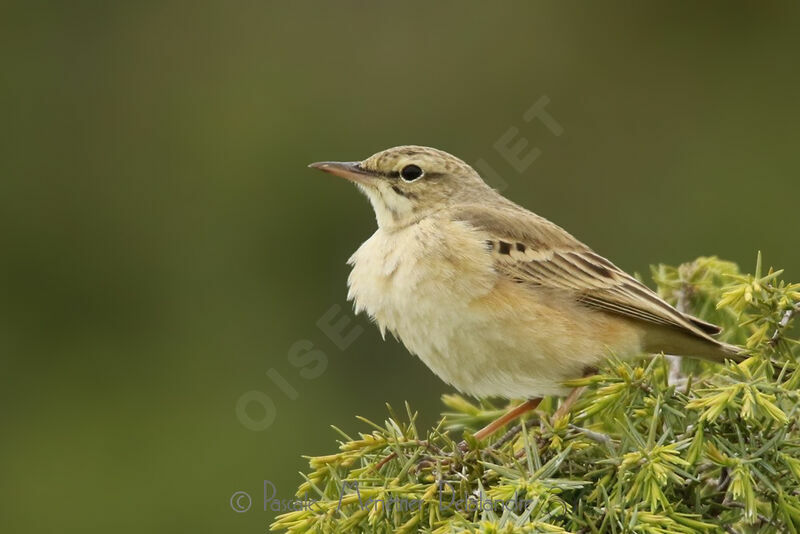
[552, 386, 585, 421]
[458, 398, 542, 451]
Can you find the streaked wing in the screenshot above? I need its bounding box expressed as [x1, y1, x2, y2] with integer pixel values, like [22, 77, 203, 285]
[453, 203, 720, 338]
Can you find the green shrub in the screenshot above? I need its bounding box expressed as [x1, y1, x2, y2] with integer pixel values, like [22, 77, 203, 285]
[271, 254, 800, 533]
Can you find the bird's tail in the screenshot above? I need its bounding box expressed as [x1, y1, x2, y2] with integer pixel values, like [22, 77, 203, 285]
[645, 326, 746, 364]
[702, 340, 747, 364]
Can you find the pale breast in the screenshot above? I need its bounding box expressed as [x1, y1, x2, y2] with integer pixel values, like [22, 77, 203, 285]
[348, 218, 495, 324]
[347, 217, 494, 362]
[346, 217, 643, 398]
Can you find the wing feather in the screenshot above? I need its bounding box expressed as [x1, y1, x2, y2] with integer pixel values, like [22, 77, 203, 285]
[452, 203, 721, 340]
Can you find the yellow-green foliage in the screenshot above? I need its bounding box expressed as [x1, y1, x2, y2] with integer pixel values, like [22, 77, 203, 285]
[272, 255, 800, 533]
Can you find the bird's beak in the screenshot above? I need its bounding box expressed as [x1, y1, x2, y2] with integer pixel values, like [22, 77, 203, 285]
[308, 161, 376, 185]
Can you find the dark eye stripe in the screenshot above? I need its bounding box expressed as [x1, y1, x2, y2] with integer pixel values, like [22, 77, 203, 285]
[390, 185, 417, 199]
[372, 170, 443, 179]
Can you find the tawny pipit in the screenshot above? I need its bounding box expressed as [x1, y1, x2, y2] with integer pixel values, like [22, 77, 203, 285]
[310, 146, 741, 440]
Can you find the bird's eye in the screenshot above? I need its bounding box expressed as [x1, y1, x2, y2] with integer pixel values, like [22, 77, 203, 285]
[400, 164, 423, 182]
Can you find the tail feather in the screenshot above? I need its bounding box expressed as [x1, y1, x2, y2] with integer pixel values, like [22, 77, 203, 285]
[643, 324, 746, 364]
[687, 316, 722, 336]
[702, 340, 746, 364]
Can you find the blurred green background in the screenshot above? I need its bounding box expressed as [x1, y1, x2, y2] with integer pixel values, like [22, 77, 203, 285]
[2, 2, 800, 532]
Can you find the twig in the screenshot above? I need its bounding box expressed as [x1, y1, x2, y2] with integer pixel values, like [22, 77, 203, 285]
[716, 467, 730, 493]
[375, 439, 441, 470]
[374, 451, 397, 470]
[488, 423, 523, 451]
[724, 500, 787, 533]
[769, 304, 800, 347]
[569, 424, 613, 447]
[667, 285, 691, 385]
[675, 285, 691, 314]
[554, 386, 586, 421]
[671, 376, 689, 393]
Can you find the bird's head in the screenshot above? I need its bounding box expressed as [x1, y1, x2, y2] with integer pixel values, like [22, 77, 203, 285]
[310, 145, 493, 229]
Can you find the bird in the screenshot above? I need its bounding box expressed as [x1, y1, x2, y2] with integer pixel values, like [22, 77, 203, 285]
[309, 145, 742, 441]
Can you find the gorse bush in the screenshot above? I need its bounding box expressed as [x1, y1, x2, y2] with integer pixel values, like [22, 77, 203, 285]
[271, 255, 800, 533]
